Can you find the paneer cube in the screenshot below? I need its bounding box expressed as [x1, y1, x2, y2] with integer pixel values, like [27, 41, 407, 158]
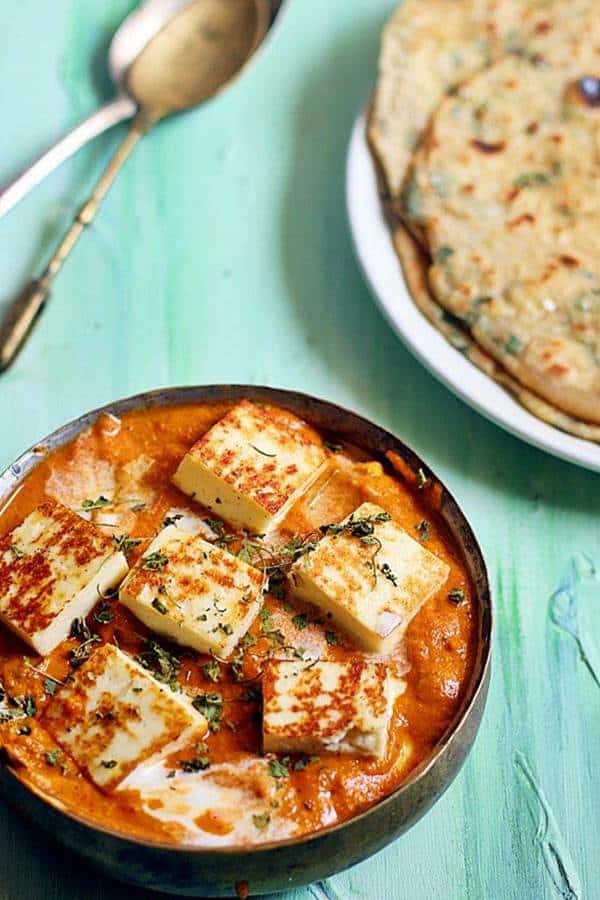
[262, 658, 399, 759]
[119, 525, 264, 657]
[172, 400, 329, 533]
[43, 644, 207, 790]
[0, 499, 128, 656]
[290, 502, 449, 653]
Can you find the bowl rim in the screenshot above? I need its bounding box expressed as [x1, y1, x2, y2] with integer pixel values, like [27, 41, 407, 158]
[0, 383, 493, 855]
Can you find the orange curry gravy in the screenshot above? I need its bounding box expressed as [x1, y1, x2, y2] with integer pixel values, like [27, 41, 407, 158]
[0, 401, 477, 846]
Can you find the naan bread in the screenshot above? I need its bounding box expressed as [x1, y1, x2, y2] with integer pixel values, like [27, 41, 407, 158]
[395, 226, 600, 442]
[368, 0, 575, 210]
[405, 49, 600, 423]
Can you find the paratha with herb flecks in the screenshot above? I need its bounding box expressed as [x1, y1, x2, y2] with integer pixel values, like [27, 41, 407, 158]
[394, 225, 600, 442]
[405, 50, 600, 424]
[368, 0, 578, 219]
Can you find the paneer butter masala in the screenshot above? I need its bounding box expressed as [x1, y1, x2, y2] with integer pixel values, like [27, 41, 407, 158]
[0, 400, 477, 847]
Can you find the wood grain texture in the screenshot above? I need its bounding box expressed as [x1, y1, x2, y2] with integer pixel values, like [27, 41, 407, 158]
[0, 1, 599, 897]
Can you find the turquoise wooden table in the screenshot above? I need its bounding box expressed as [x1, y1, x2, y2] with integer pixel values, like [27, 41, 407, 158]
[1, 1, 599, 897]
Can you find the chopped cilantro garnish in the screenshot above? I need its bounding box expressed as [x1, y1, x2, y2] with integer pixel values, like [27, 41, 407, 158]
[380, 563, 398, 586]
[136, 640, 181, 691]
[69, 636, 101, 668]
[94, 600, 115, 624]
[267, 569, 287, 599]
[178, 742, 209, 771]
[192, 693, 223, 732]
[292, 613, 308, 630]
[321, 511, 390, 541]
[415, 520, 430, 542]
[448, 588, 466, 605]
[504, 335, 523, 355]
[204, 518, 235, 547]
[112, 533, 142, 555]
[435, 245, 454, 263]
[43, 679, 57, 696]
[238, 544, 255, 564]
[68, 619, 101, 669]
[293, 755, 319, 771]
[203, 660, 221, 683]
[69, 617, 93, 641]
[162, 513, 183, 528]
[152, 597, 168, 615]
[513, 171, 551, 188]
[230, 649, 245, 683]
[259, 607, 273, 630]
[204, 517, 224, 534]
[80, 495, 111, 510]
[20, 696, 37, 718]
[141, 551, 169, 572]
[268, 758, 289, 779]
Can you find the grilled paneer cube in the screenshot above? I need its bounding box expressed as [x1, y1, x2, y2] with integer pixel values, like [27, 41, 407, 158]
[262, 658, 400, 759]
[290, 502, 449, 653]
[172, 400, 329, 533]
[119, 525, 264, 657]
[0, 499, 128, 656]
[43, 644, 207, 790]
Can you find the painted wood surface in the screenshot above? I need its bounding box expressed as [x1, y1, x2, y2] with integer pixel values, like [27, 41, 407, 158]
[0, 1, 599, 897]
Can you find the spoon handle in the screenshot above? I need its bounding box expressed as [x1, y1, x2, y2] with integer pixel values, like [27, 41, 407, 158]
[0, 113, 152, 373]
[0, 94, 137, 221]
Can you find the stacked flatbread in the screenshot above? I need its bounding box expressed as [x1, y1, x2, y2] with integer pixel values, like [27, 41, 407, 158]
[368, 0, 600, 441]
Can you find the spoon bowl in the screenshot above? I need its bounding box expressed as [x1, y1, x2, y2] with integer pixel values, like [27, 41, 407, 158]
[110, 0, 272, 117]
[108, 0, 196, 90]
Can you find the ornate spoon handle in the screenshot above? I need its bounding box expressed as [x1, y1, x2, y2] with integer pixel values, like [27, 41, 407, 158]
[0, 113, 152, 372]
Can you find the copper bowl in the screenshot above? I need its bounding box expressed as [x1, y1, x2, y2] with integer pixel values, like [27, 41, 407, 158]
[0, 385, 492, 897]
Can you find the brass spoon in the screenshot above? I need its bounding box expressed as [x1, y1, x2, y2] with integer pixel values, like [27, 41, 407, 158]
[0, 0, 279, 372]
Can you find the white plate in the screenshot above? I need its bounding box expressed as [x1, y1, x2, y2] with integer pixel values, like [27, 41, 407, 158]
[346, 110, 600, 473]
